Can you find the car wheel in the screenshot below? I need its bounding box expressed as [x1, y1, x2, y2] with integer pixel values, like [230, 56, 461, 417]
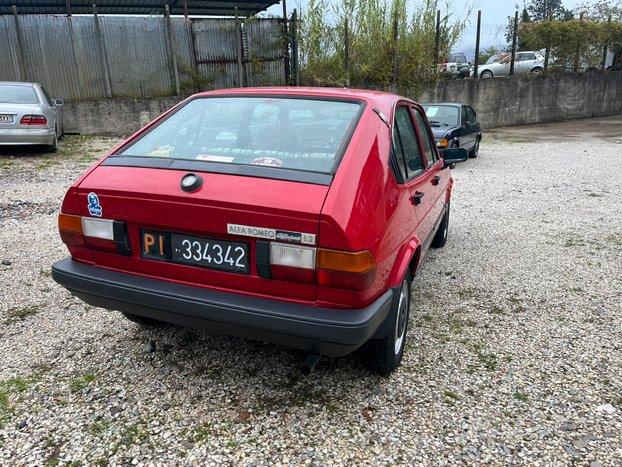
[480, 70, 493, 79]
[530, 67, 543, 75]
[431, 204, 450, 248]
[122, 312, 165, 326]
[46, 130, 59, 152]
[468, 139, 480, 158]
[359, 273, 411, 374]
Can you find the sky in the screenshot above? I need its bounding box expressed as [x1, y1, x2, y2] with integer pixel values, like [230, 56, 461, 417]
[266, 0, 587, 59]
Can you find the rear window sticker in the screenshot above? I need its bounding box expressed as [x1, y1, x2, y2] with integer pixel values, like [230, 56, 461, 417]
[196, 154, 235, 163]
[148, 145, 174, 158]
[251, 157, 283, 167]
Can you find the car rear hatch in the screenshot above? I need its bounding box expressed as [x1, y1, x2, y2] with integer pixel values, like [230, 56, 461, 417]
[0, 103, 37, 130]
[70, 165, 329, 303]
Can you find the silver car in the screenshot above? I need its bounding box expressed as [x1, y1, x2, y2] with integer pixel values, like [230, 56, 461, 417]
[478, 51, 544, 79]
[0, 81, 64, 151]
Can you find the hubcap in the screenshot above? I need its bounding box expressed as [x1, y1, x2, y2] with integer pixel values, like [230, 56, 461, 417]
[394, 280, 409, 354]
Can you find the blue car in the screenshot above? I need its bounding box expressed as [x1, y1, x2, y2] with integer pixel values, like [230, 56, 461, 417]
[422, 103, 482, 158]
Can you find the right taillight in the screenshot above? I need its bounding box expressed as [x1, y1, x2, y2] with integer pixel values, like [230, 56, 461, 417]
[20, 115, 48, 126]
[267, 242, 376, 290]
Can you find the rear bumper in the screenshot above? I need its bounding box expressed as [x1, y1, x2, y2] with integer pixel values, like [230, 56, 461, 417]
[51, 258, 394, 357]
[0, 128, 55, 145]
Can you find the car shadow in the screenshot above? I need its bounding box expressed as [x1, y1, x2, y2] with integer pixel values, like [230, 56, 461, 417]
[129, 319, 388, 399]
[0, 145, 52, 157]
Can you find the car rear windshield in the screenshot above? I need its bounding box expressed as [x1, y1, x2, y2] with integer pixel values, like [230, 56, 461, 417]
[0, 85, 39, 104]
[118, 97, 362, 174]
[422, 105, 459, 127]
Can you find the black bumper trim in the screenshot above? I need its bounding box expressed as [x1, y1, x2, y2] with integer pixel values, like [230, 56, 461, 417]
[51, 258, 393, 356]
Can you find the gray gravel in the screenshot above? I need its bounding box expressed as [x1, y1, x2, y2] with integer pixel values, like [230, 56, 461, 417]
[1, 120, 621, 465]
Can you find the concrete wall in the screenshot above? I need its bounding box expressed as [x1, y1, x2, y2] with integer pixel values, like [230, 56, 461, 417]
[63, 97, 184, 136]
[62, 71, 622, 135]
[419, 71, 622, 129]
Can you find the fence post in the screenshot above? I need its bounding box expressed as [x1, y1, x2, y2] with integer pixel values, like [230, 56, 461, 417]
[344, 17, 350, 87]
[281, 0, 290, 84]
[473, 10, 481, 79]
[164, 5, 181, 95]
[433, 10, 440, 66]
[601, 15, 611, 70]
[391, 10, 398, 91]
[11, 6, 26, 81]
[234, 7, 244, 87]
[509, 10, 518, 76]
[183, 0, 199, 92]
[291, 9, 299, 86]
[574, 12, 583, 73]
[92, 4, 113, 98]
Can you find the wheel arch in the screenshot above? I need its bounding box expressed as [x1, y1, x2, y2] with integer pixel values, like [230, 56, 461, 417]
[388, 237, 422, 288]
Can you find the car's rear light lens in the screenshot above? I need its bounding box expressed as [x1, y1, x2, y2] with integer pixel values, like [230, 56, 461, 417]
[270, 243, 316, 269]
[316, 249, 375, 273]
[81, 218, 114, 240]
[267, 242, 376, 290]
[20, 115, 48, 125]
[58, 213, 85, 247]
[59, 213, 130, 255]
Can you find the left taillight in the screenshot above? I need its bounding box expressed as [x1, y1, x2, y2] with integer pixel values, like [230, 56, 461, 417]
[58, 214, 131, 255]
[20, 115, 48, 126]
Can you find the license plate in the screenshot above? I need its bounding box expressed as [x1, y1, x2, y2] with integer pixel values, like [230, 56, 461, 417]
[0, 114, 14, 123]
[141, 230, 249, 274]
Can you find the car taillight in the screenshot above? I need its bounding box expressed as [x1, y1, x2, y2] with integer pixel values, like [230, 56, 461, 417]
[58, 213, 131, 255]
[267, 242, 376, 290]
[20, 115, 48, 125]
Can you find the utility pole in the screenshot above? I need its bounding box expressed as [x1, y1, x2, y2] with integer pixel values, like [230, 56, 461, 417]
[473, 10, 481, 78]
[509, 10, 518, 76]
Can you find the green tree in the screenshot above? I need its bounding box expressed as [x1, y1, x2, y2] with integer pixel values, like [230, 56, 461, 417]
[527, 0, 564, 20]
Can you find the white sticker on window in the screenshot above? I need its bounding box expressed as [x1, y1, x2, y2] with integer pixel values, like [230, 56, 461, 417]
[196, 154, 235, 163]
[425, 107, 439, 117]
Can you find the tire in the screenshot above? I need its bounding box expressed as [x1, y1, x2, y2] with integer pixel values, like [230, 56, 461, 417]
[122, 312, 164, 326]
[46, 130, 59, 152]
[431, 204, 450, 248]
[359, 273, 412, 375]
[480, 70, 493, 79]
[530, 67, 543, 75]
[468, 138, 480, 158]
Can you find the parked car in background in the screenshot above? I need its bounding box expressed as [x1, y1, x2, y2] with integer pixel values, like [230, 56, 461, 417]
[478, 51, 544, 78]
[52, 88, 468, 374]
[439, 52, 471, 78]
[422, 103, 482, 158]
[0, 81, 63, 151]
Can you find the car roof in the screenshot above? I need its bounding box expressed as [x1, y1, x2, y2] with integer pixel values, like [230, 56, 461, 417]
[0, 81, 38, 87]
[195, 87, 412, 116]
[421, 102, 464, 108]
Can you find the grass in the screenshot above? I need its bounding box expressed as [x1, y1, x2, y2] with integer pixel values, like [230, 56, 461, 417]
[443, 389, 460, 405]
[0, 377, 31, 428]
[4, 304, 43, 324]
[463, 339, 499, 371]
[514, 392, 529, 402]
[69, 373, 96, 393]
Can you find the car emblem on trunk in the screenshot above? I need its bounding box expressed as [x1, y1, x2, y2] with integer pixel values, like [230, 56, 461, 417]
[180, 173, 203, 192]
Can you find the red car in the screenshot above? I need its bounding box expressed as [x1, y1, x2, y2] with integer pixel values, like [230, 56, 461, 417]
[52, 88, 467, 374]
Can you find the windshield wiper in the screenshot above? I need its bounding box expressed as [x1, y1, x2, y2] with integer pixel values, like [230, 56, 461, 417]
[428, 120, 449, 126]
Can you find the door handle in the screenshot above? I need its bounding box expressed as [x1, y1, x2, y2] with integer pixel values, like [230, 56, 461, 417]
[410, 191, 424, 206]
[432, 175, 441, 186]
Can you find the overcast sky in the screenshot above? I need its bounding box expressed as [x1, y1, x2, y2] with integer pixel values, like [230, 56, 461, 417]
[266, 0, 587, 58]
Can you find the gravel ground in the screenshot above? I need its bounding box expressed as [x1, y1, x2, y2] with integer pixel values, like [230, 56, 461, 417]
[1, 118, 621, 465]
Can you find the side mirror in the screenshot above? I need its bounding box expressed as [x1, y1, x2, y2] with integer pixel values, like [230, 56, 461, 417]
[442, 147, 468, 168]
[54, 99, 64, 107]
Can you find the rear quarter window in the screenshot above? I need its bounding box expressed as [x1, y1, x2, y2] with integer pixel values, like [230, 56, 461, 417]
[118, 97, 363, 175]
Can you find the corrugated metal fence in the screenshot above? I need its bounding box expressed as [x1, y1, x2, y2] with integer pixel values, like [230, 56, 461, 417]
[0, 14, 286, 100]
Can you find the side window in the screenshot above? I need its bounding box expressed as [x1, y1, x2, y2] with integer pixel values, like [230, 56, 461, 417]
[461, 106, 468, 125]
[393, 106, 424, 179]
[466, 107, 477, 124]
[456, 54, 466, 64]
[412, 108, 438, 166]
